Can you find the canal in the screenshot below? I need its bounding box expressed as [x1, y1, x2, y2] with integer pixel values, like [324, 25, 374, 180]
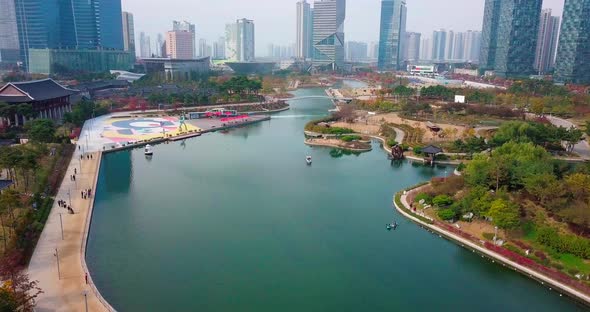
[86, 88, 585, 311]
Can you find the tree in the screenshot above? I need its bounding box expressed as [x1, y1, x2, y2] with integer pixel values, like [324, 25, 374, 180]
[523, 173, 563, 205]
[16, 104, 36, 121]
[487, 199, 520, 229]
[25, 119, 55, 143]
[0, 251, 43, 312]
[565, 173, 590, 203]
[564, 127, 584, 153]
[432, 195, 453, 207]
[438, 208, 456, 221]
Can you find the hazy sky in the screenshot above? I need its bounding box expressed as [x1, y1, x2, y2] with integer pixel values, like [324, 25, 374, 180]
[122, 0, 565, 50]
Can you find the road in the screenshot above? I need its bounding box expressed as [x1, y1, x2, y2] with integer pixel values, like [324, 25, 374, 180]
[544, 115, 590, 160]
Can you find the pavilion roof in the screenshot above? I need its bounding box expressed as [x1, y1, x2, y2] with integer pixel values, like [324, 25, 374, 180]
[0, 78, 78, 103]
[422, 145, 443, 154]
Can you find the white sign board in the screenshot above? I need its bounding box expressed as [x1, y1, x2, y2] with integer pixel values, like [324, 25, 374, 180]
[455, 95, 466, 103]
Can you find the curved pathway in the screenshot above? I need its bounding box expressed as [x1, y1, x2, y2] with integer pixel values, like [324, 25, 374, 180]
[395, 186, 590, 306]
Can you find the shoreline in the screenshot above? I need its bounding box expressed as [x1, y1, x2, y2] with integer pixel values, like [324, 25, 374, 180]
[304, 138, 372, 152]
[393, 184, 590, 307]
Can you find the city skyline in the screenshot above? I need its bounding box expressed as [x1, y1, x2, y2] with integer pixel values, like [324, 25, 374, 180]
[122, 0, 564, 50]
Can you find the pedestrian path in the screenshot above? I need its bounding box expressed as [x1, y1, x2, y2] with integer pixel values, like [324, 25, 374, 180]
[27, 147, 108, 312]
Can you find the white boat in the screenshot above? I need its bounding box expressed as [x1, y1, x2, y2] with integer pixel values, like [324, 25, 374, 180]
[144, 144, 154, 156]
[306, 156, 312, 165]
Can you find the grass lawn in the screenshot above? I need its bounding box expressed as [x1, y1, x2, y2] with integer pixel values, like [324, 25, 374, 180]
[559, 253, 590, 274]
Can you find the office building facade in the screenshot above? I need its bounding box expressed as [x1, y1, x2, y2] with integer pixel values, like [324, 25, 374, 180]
[0, 0, 20, 64]
[345, 41, 368, 62]
[480, 0, 542, 77]
[312, 0, 346, 70]
[555, 0, 590, 84]
[173, 21, 196, 58]
[237, 18, 255, 62]
[378, 0, 407, 70]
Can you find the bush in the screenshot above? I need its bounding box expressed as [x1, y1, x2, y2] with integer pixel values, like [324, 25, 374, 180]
[414, 193, 432, 205]
[387, 138, 398, 147]
[433, 194, 453, 207]
[341, 135, 361, 142]
[568, 268, 580, 276]
[456, 163, 466, 172]
[482, 232, 495, 240]
[438, 208, 456, 221]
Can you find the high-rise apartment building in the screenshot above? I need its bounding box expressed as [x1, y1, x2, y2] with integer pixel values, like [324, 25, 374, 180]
[452, 32, 465, 60]
[345, 41, 368, 62]
[420, 37, 432, 60]
[555, 0, 590, 84]
[173, 21, 196, 58]
[0, 0, 20, 63]
[404, 32, 420, 62]
[480, 0, 542, 77]
[139, 32, 151, 58]
[237, 18, 255, 61]
[432, 30, 447, 61]
[464, 30, 482, 63]
[368, 42, 379, 60]
[312, 0, 346, 70]
[166, 30, 195, 59]
[378, 0, 407, 70]
[444, 30, 455, 60]
[296, 0, 314, 59]
[535, 9, 560, 75]
[122, 12, 135, 52]
[213, 37, 226, 60]
[156, 34, 165, 57]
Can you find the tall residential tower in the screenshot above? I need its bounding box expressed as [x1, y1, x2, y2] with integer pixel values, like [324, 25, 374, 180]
[122, 12, 135, 53]
[534, 9, 560, 74]
[296, 0, 313, 59]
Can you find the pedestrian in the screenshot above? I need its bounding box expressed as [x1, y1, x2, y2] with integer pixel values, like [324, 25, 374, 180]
[87, 155, 90, 160]
[80, 155, 83, 160]
[81, 191, 84, 198]
[91, 154, 93, 159]
[73, 175, 76, 181]
[74, 168, 77, 174]
[85, 273, 88, 284]
[88, 188, 92, 197]
[78, 146, 80, 151]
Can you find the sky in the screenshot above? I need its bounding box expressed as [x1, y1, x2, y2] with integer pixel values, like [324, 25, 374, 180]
[122, 0, 565, 52]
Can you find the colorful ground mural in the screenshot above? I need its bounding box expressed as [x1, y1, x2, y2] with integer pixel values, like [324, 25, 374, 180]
[101, 117, 200, 143]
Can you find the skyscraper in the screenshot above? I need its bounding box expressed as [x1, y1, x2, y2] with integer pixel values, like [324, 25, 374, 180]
[213, 37, 226, 60]
[173, 21, 196, 58]
[555, 0, 590, 84]
[420, 37, 432, 60]
[14, 0, 128, 71]
[444, 30, 455, 60]
[156, 34, 165, 57]
[199, 39, 210, 57]
[0, 0, 20, 63]
[139, 32, 151, 58]
[464, 30, 482, 63]
[237, 18, 255, 62]
[225, 24, 238, 61]
[480, 0, 542, 77]
[378, 0, 406, 70]
[345, 41, 368, 62]
[404, 32, 421, 62]
[296, 0, 313, 59]
[453, 32, 465, 61]
[312, 0, 346, 70]
[166, 31, 194, 59]
[122, 12, 135, 52]
[432, 30, 447, 61]
[368, 42, 379, 60]
[534, 9, 560, 75]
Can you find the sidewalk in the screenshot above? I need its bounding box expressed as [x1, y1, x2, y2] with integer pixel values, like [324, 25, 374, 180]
[27, 147, 107, 312]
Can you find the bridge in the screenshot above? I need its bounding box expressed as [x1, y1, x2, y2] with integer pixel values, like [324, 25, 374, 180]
[280, 96, 354, 103]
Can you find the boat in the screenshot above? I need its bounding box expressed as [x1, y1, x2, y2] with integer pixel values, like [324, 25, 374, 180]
[306, 156, 312, 165]
[386, 221, 399, 231]
[144, 144, 154, 156]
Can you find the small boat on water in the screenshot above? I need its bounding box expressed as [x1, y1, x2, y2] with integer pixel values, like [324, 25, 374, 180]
[306, 156, 312, 165]
[144, 144, 154, 156]
[386, 221, 399, 231]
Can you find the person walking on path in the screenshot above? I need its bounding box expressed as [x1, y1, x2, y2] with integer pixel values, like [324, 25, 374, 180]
[74, 168, 77, 175]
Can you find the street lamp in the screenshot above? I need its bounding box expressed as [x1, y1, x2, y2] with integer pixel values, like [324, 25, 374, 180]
[59, 213, 64, 240]
[494, 226, 498, 242]
[83, 290, 88, 312]
[54, 248, 61, 280]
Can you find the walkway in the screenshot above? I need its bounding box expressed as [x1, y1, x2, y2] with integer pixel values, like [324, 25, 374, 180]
[545, 115, 590, 160]
[395, 186, 590, 305]
[27, 146, 107, 312]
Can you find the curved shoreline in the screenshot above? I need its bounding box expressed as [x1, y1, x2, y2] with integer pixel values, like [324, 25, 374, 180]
[304, 139, 372, 152]
[393, 185, 590, 307]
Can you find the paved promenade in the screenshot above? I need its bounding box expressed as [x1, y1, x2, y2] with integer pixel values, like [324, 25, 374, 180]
[27, 146, 107, 312]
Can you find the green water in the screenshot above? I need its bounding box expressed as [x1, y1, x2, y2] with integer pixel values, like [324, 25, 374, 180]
[87, 88, 586, 311]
